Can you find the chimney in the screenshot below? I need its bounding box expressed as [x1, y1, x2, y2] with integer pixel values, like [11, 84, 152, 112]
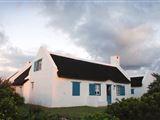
[110, 56, 120, 66]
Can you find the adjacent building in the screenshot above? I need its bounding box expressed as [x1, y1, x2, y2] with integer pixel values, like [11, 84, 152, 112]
[130, 71, 156, 98]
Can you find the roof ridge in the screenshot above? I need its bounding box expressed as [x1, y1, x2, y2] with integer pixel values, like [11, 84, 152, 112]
[50, 52, 116, 68]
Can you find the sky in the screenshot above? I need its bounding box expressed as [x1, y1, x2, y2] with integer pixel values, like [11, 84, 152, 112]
[0, 0, 160, 77]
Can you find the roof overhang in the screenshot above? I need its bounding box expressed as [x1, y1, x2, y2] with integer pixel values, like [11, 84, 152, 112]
[50, 54, 130, 84]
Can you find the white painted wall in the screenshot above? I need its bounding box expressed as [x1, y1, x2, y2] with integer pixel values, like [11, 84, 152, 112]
[131, 87, 143, 98]
[15, 86, 23, 97]
[52, 76, 131, 107]
[22, 80, 31, 103]
[29, 47, 57, 107]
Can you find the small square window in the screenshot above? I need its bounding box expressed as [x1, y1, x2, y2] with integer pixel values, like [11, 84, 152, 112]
[131, 89, 134, 94]
[89, 83, 101, 96]
[34, 59, 42, 72]
[116, 85, 125, 96]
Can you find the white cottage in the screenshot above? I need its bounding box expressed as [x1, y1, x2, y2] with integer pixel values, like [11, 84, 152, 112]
[10, 47, 131, 107]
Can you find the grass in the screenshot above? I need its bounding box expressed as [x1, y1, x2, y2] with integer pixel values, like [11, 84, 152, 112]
[28, 104, 107, 119]
[47, 106, 106, 118]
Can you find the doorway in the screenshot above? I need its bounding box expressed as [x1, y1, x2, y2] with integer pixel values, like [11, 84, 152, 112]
[106, 85, 112, 104]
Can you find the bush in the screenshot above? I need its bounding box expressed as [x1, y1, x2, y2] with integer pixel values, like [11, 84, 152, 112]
[106, 98, 145, 120]
[140, 92, 160, 120]
[0, 78, 24, 120]
[82, 112, 119, 120]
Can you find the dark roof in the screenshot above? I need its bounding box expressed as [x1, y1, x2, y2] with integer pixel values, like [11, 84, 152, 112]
[131, 76, 143, 87]
[12, 66, 31, 86]
[50, 54, 130, 84]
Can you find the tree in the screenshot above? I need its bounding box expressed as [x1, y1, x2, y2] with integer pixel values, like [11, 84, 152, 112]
[145, 73, 160, 95]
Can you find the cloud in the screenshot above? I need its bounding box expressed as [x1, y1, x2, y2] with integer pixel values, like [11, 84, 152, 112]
[0, 29, 33, 77]
[1, 46, 33, 68]
[0, 30, 8, 47]
[43, 1, 160, 73]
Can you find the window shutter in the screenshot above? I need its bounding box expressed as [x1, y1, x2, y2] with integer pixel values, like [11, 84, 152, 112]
[120, 86, 125, 95]
[89, 84, 95, 95]
[72, 82, 80, 96]
[123, 86, 125, 95]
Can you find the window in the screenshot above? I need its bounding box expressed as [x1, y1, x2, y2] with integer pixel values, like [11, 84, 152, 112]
[34, 59, 42, 72]
[89, 83, 101, 96]
[131, 89, 134, 94]
[72, 82, 80, 96]
[116, 85, 125, 96]
[95, 84, 101, 95]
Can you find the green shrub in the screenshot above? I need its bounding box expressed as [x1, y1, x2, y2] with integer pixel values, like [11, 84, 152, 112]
[106, 98, 145, 120]
[0, 78, 24, 120]
[140, 92, 160, 120]
[82, 112, 119, 120]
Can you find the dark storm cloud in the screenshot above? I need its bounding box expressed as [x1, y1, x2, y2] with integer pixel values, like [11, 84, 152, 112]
[43, 1, 160, 71]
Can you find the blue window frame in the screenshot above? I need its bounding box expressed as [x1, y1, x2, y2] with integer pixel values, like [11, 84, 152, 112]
[131, 89, 134, 94]
[89, 83, 101, 96]
[72, 82, 80, 96]
[116, 85, 125, 96]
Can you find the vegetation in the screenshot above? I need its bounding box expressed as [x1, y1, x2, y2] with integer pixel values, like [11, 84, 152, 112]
[23, 105, 109, 120]
[145, 73, 160, 96]
[0, 78, 24, 120]
[82, 112, 119, 120]
[1, 73, 160, 120]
